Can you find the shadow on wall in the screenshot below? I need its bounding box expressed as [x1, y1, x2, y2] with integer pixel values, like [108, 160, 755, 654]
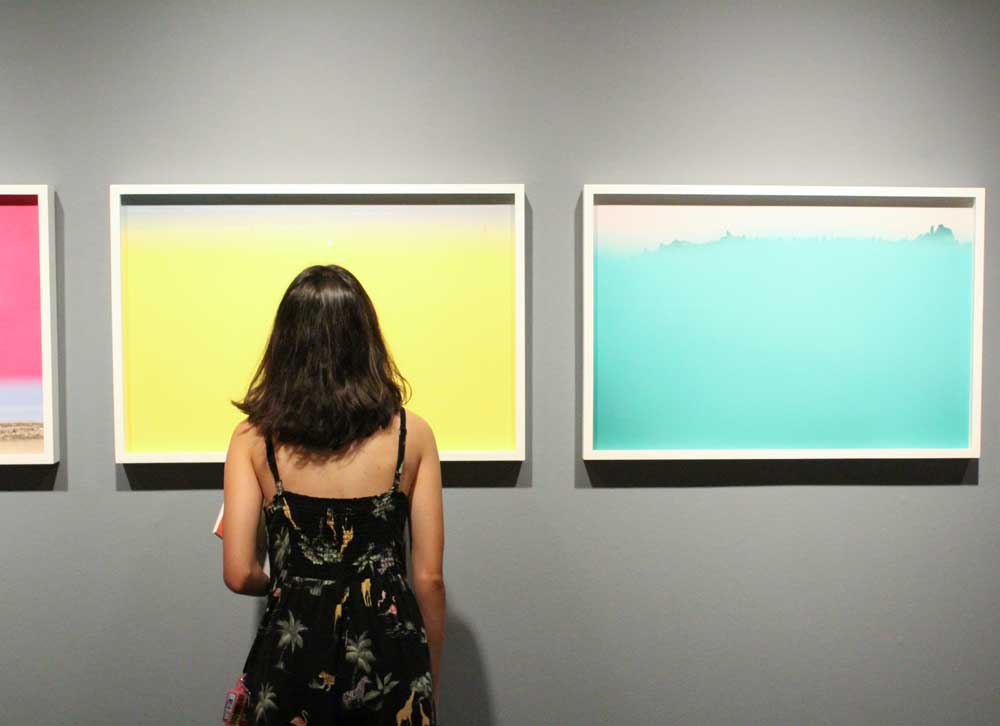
[584, 457, 978, 487]
[0, 464, 59, 490]
[117, 460, 522, 491]
[6, 456, 978, 492]
[439, 611, 495, 726]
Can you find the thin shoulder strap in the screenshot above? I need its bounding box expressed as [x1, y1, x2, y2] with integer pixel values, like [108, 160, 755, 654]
[392, 408, 407, 491]
[265, 436, 284, 496]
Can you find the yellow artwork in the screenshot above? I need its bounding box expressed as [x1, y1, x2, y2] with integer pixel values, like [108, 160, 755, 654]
[114, 189, 522, 461]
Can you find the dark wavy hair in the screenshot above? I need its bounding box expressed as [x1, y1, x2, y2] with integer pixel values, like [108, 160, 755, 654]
[233, 264, 410, 453]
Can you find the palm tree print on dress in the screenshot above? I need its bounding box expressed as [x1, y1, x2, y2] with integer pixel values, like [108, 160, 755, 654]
[297, 524, 347, 565]
[345, 629, 376, 677]
[353, 542, 382, 576]
[371, 491, 395, 520]
[342, 627, 406, 710]
[272, 528, 291, 572]
[275, 611, 308, 671]
[253, 682, 278, 725]
[368, 671, 401, 709]
[377, 547, 398, 575]
[239, 408, 436, 723]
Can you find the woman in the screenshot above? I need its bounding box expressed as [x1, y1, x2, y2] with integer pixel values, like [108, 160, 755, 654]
[222, 264, 445, 725]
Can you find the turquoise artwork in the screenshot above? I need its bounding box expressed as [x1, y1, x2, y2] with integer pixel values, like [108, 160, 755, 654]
[587, 190, 982, 457]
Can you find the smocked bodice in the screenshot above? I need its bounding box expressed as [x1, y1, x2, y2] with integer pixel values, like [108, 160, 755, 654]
[263, 487, 410, 585]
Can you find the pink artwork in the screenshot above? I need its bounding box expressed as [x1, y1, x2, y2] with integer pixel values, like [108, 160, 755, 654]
[0, 197, 41, 377]
[0, 194, 45, 456]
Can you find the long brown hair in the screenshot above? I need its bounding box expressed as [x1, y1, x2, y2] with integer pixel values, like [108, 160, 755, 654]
[233, 264, 410, 452]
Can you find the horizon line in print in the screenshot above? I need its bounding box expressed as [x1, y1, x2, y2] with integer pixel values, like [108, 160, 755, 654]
[586, 188, 983, 459]
[595, 203, 976, 252]
[112, 185, 525, 463]
[0, 380, 44, 455]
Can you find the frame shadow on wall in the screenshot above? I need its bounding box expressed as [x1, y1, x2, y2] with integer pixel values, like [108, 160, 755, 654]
[117, 460, 527, 491]
[0, 193, 68, 493]
[573, 193, 979, 489]
[115, 197, 534, 493]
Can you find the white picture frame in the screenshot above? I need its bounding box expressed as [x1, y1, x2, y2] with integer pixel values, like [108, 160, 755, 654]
[0, 185, 59, 465]
[583, 184, 985, 460]
[111, 184, 526, 464]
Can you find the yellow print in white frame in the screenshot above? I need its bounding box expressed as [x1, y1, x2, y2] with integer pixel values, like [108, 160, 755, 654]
[111, 185, 525, 463]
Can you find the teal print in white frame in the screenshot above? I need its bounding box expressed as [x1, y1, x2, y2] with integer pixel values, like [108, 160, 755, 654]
[583, 185, 985, 460]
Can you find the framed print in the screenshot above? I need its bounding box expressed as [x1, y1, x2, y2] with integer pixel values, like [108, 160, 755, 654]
[0, 186, 59, 464]
[111, 184, 525, 463]
[584, 185, 985, 460]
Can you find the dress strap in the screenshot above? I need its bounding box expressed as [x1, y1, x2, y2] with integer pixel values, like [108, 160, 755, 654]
[265, 436, 284, 496]
[392, 408, 407, 492]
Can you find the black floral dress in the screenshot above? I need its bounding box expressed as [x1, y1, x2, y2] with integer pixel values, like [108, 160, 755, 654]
[240, 408, 437, 725]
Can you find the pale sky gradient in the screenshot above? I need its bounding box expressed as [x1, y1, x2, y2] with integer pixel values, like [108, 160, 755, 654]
[124, 202, 513, 232]
[595, 204, 976, 252]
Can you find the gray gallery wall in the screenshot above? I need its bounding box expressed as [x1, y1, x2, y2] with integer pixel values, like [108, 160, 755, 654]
[2, 1, 998, 723]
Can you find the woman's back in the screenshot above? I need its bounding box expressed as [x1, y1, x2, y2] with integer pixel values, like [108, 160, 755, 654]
[240, 408, 438, 725]
[224, 265, 444, 724]
[257, 410, 414, 502]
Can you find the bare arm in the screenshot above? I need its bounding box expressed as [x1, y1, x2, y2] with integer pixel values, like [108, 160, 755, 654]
[222, 421, 271, 597]
[407, 415, 446, 706]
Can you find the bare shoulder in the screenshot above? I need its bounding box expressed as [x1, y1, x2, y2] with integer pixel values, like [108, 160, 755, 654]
[227, 418, 263, 454]
[402, 409, 438, 454]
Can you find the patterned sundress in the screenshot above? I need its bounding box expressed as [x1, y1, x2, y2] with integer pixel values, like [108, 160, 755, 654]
[240, 408, 437, 725]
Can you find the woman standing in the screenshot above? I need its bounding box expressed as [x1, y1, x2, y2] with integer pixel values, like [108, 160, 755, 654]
[222, 264, 445, 724]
